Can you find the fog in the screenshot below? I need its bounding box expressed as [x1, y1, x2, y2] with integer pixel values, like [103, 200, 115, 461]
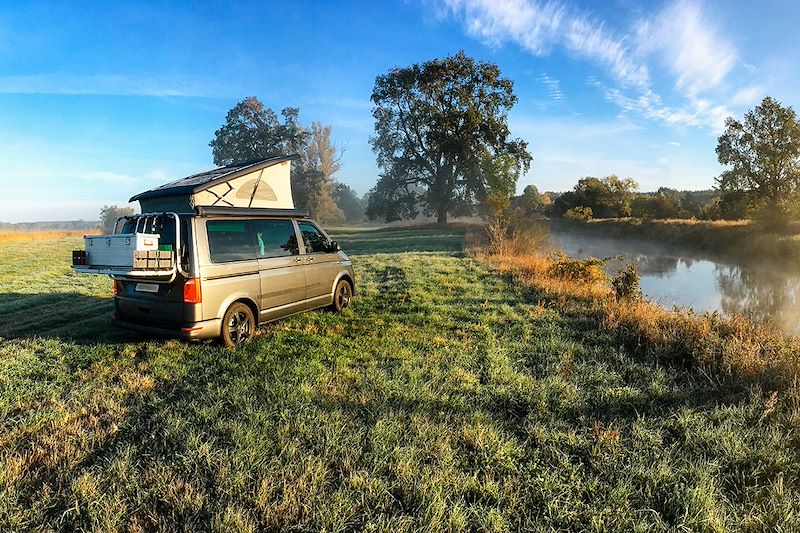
[551, 229, 800, 334]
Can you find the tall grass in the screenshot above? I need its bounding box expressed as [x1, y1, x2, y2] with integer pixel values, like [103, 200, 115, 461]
[0, 229, 99, 244]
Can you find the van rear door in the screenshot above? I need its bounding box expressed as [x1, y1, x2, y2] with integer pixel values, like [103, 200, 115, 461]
[114, 215, 197, 326]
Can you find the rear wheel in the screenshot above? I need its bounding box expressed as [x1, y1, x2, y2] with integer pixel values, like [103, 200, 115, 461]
[221, 302, 255, 347]
[331, 279, 353, 312]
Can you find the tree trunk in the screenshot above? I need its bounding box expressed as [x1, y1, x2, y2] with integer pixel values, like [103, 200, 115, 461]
[437, 210, 448, 224]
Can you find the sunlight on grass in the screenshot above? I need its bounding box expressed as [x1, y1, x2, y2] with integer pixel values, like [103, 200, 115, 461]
[1, 228, 799, 530]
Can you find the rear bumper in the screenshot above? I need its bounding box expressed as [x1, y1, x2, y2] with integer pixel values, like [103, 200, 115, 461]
[112, 315, 222, 340]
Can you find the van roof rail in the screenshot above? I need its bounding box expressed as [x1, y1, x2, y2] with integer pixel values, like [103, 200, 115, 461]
[194, 206, 310, 218]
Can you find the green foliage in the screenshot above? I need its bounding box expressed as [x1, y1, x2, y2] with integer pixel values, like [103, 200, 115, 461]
[717, 190, 751, 220]
[332, 184, 366, 223]
[99, 205, 134, 234]
[368, 51, 532, 223]
[209, 97, 307, 166]
[564, 206, 593, 221]
[513, 184, 545, 217]
[555, 176, 637, 218]
[209, 98, 355, 222]
[612, 263, 641, 301]
[716, 96, 800, 219]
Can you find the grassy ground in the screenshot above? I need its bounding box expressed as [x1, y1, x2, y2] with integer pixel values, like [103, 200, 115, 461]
[1, 227, 799, 531]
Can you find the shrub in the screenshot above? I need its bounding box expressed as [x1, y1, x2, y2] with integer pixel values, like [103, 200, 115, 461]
[612, 262, 641, 302]
[547, 253, 606, 284]
[564, 206, 593, 221]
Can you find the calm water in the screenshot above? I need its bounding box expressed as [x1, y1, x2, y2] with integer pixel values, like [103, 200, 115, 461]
[551, 230, 800, 333]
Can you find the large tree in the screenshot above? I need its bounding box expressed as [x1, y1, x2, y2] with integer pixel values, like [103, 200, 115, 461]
[716, 96, 800, 217]
[332, 183, 366, 223]
[209, 97, 307, 166]
[295, 123, 345, 223]
[208, 97, 345, 220]
[368, 51, 532, 224]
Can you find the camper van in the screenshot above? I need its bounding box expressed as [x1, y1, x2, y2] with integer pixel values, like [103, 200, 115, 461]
[73, 155, 355, 346]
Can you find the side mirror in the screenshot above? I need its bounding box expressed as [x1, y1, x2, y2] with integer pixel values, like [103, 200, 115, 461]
[328, 240, 341, 252]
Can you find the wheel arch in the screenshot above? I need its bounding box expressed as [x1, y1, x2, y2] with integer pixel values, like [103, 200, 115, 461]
[233, 297, 260, 325]
[216, 293, 260, 325]
[334, 271, 355, 295]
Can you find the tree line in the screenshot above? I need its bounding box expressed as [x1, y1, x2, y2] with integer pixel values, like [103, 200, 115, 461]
[101, 52, 799, 228]
[545, 96, 800, 223]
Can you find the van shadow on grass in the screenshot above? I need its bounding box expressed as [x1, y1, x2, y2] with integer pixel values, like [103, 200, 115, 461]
[0, 292, 143, 344]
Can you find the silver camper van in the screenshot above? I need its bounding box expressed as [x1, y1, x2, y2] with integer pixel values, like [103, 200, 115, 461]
[73, 156, 355, 346]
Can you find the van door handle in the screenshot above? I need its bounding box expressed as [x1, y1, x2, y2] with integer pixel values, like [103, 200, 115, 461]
[307, 256, 314, 262]
[294, 257, 302, 263]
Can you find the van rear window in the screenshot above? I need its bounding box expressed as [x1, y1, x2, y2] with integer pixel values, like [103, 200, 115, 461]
[207, 220, 256, 263]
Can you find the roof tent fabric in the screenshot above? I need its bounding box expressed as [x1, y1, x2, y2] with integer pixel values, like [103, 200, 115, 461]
[130, 155, 299, 213]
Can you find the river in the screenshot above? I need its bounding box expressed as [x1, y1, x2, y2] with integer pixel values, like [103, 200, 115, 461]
[550, 229, 800, 333]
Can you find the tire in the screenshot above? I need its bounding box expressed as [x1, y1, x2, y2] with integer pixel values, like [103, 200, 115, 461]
[220, 302, 255, 347]
[331, 279, 353, 312]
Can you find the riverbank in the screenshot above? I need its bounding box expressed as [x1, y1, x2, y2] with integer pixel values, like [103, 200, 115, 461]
[549, 218, 800, 259]
[473, 229, 800, 390]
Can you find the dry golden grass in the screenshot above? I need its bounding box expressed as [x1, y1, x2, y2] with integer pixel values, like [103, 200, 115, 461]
[586, 217, 751, 228]
[0, 229, 99, 244]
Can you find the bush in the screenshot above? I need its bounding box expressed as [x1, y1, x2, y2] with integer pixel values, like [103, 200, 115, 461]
[612, 262, 641, 301]
[564, 206, 593, 221]
[548, 253, 606, 283]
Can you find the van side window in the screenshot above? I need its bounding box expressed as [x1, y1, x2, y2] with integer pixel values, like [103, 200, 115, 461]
[251, 219, 299, 257]
[297, 221, 329, 253]
[207, 220, 256, 263]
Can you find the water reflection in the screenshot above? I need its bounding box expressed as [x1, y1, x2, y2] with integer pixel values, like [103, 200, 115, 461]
[552, 231, 800, 333]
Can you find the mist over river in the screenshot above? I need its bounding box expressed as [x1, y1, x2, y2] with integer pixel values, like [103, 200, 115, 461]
[550, 229, 800, 334]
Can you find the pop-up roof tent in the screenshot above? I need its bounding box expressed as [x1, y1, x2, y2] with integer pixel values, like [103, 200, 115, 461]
[129, 154, 300, 213]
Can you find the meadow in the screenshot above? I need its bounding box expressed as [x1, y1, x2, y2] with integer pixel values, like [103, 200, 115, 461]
[1, 226, 799, 531]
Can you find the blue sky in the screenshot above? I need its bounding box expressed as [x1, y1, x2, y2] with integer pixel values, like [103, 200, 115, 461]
[0, 0, 797, 222]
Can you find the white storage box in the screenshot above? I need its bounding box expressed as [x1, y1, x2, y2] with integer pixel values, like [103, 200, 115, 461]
[84, 233, 160, 267]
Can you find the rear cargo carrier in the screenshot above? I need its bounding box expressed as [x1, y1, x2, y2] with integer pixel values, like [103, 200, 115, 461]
[72, 212, 185, 280]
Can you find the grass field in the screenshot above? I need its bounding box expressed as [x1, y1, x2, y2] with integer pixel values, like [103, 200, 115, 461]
[1, 227, 799, 531]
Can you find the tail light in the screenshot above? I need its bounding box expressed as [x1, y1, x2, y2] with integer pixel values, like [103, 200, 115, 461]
[183, 277, 202, 304]
[113, 279, 118, 295]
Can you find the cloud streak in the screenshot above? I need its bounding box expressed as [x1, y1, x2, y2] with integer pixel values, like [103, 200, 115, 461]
[635, 0, 736, 96]
[539, 73, 564, 102]
[443, 0, 649, 87]
[439, 0, 742, 132]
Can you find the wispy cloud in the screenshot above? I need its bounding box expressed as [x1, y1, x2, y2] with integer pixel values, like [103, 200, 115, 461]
[539, 73, 564, 102]
[635, 0, 735, 96]
[0, 74, 225, 97]
[731, 84, 765, 106]
[442, 0, 648, 87]
[438, 0, 743, 132]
